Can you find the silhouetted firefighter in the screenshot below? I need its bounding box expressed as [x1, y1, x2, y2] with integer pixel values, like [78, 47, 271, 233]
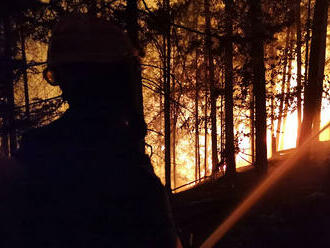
[2, 15, 180, 248]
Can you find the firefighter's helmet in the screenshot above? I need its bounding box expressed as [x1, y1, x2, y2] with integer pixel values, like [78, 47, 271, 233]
[44, 15, 136, 85]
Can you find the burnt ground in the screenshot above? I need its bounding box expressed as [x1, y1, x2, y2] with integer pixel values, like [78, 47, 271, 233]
[172, 142, 330, 248]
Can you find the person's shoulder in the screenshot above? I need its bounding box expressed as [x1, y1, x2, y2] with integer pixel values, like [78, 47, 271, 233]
[15, 113, 69, 161]
[21, 111, 69, 144]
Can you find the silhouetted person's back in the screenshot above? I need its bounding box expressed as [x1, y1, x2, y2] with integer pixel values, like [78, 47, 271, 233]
[5, 16, 178, 248]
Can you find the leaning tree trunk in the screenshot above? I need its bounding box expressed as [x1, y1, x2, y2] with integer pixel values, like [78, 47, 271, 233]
[224, 0, 236, 176]
[248, 0, 267, 173]
[204, 0, 218, 176]
[299, 0, 328, 145]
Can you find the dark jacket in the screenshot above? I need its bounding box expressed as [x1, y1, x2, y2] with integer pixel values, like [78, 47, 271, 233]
[8, 108, 177, 248]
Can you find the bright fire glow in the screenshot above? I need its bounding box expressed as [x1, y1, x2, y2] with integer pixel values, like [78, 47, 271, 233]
[144, 46, 330, 190]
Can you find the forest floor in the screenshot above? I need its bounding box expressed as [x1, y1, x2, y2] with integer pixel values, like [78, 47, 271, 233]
[172, 141, 330, 248]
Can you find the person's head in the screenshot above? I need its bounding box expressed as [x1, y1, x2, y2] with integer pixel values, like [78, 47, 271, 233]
[44, 15, 146, 138]
[45, 15, 138, 109]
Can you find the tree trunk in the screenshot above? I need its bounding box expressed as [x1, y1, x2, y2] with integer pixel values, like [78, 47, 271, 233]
[224, 0, 236, 176]
[296, 0, 302, 145]
[269, 47, 276, 156]
[281, 34, 294, 149]
[220, 68, 225, 166]
[250, 84, 255, 163]
[171, 64, 178, 190]
[299, 0, 328, 145]
[163, 0, 172, 193]
[193, 0, 201, 181]
[304, 0, 312, 90]
[270, 92, 276, 156]
[172, 116, 176, 190]
[20, 28, 30, 119]
[276, 27, 290, 151]
[204, 93, 208, 177]
[248, 0, 267, 173]
[204, 0, 218, 176]
[195, 50, 201, 181]
[4, 17, 17, 156]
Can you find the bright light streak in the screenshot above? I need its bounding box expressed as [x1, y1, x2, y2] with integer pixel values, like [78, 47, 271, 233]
[200, 121, 330, 248]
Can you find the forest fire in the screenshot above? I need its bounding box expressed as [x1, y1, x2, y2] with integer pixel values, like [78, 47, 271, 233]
[140, 0, 330, 192]
[1, 0, 330, 247]
[0, 0, 329, 193]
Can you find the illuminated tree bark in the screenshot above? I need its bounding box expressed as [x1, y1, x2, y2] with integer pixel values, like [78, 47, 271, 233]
[299, 0, 328, 145]
[248, 0, 267, 173]
[204, 0, 218, 176]
[224, 0, 236, 176]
